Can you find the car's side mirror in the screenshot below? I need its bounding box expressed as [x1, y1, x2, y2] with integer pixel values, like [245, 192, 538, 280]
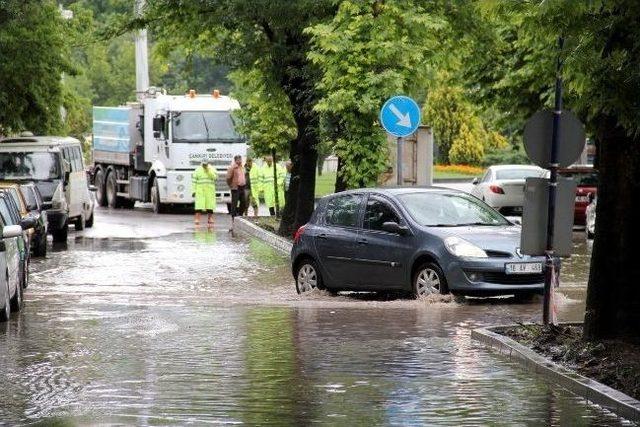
[20, 217, 37, 230]
[382, 221, 409, 235]
[2, 224, 23, 238]
[472, 177, 479, 185]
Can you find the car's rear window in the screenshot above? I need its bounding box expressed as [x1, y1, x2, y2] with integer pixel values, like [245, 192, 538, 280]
[560, 171, 598, 186]
[495, 168, 544, 180]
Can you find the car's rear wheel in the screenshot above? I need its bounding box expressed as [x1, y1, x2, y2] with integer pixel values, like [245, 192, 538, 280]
[295, 259, 323, 294]
[85, 212, 94, 228]
[74, 214, 85, 231]
[34, 234, 47, 257]
[10, 274, 23, 312]
[1, 274, 10, 322]
[52, 222, 68, 243]
[413, 262, 448, 298]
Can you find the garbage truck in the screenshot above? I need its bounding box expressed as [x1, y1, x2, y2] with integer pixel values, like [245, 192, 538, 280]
[91, 88, 246, 213]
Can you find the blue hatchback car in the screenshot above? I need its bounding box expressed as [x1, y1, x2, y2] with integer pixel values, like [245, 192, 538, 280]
[291, 187, 545, 298]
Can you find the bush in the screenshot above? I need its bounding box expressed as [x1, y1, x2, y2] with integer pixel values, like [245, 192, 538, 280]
[482, 144, 531, 167]
[449, 123, 484, 165]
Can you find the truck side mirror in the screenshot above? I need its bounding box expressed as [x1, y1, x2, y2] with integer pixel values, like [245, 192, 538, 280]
[153, 116, 165, 138]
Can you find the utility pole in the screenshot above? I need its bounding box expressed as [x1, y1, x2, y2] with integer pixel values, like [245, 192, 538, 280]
[134, 0, 150, 100]
[543, 37, 564, 325]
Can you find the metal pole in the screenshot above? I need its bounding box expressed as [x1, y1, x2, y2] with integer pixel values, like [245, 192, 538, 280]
[543, 37, 564, 325]
[134, 0, 149, 99]
[397, 137, 403, 186]
[272, 149, 280, 217]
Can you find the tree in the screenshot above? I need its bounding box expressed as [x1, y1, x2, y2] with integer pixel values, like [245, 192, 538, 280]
[229, 68, 296, 159]
[307, 0, 442, 188]
[465, 1, 640, 342]
[126, 0, 337, 236]
[0, 1, 72, 134]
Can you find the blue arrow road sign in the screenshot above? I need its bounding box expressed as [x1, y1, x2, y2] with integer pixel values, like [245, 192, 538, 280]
[380, 95, 421, 137]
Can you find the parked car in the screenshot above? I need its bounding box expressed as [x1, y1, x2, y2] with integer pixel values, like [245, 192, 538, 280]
[20, 183, 48, 256]
[585, 193, 597, 239]
[0, 183, 35, 251]
[0, 192, 35, 294]
[0, 213, 27, 322]
[291, 187, 545, 298]
[559, 166, 598, 225]
[470, 165, 548, 215]
[0, 136, 95, 242]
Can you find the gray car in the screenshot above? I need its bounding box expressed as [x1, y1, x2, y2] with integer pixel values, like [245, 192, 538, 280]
[291, 187, 545, 298]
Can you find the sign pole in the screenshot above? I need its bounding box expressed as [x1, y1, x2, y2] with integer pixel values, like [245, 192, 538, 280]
[543, 37, 564, 325]
[397, 136, 403, 186]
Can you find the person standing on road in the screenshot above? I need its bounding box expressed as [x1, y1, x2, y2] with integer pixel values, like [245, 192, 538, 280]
[260, 156, 276, 216]
[226, 155, 247, 225]
[244, 157, 259, 217]
[191, 161, 216, 228]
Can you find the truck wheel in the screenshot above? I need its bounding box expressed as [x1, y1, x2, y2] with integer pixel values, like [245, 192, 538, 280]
[94, 169, 107, 207]
[106, 172, 118, 208]
[151, 179, 166, 214]
[52, 223, 68, 243]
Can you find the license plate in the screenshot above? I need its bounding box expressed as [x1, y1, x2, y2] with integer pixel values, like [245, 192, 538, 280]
[575, 195, 589, 203]
[505, 262, 543, 275]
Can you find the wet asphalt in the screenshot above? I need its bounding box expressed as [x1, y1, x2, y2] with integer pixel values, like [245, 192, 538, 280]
[0, 206, 632, 425]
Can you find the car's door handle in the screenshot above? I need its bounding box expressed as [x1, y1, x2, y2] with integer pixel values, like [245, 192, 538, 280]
[318, 233, 328, 239]
[357, 238, 368, 245]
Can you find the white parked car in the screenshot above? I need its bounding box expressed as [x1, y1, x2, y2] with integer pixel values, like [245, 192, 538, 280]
[470, 165, 548, 215]
[585, 193, 596, 239]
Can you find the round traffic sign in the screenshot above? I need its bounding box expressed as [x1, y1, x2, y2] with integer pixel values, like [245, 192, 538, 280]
[380, 96, 421, 137]
[523, 110, 586, 168]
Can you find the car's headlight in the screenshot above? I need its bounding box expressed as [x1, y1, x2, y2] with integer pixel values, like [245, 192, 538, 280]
[444, 236, 488, 258]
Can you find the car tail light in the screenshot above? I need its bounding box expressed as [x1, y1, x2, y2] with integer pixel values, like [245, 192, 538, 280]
[489, 185, 505, 194]
[293, 225, 306, 244]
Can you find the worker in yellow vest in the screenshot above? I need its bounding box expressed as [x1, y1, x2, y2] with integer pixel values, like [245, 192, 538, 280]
[260, 156, 286, 216]
[191, 161, 216, 227]
[246, 157, 260, 216]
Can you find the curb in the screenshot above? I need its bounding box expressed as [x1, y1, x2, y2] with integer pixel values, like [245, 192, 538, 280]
[472, 325, 640, 423]
[233, 217, 292, 255]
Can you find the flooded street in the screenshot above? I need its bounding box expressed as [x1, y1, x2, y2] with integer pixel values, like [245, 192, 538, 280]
[0, 208, 632, 425]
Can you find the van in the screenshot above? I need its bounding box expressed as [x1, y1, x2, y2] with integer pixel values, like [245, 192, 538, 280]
[0, 136, 94, 242]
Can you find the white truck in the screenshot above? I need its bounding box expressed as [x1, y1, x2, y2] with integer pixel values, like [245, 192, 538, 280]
[91, 88, 246, 213]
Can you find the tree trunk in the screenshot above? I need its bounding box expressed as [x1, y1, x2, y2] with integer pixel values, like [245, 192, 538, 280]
[583, 115, 640, 342]
[334, 156, 348, 193]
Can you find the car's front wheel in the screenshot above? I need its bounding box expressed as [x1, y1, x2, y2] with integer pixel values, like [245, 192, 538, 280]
[1, 273, 10, 322]
[413, 262, 448, 298]
[295, 259, 323, 294]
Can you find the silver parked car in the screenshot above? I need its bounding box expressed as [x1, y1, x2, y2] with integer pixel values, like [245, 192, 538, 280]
[0, 211, 27, 322]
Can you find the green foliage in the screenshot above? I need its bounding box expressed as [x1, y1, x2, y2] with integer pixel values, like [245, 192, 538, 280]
[482, 144, 530, 167]
[229, 68, 296, 158]
[0, 1, 72, 134]
[424, 79, 507, 165]
[308, 0, 442, 188]
[449, 123, 484, 165]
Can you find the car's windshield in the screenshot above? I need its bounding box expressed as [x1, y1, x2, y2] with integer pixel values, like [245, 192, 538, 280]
[172, 111, 240, 143]
[0, 152, 61, 181]
[560, 171, 598, 186]
[495, 168, 544, 180]
[398, 192, 510, 227]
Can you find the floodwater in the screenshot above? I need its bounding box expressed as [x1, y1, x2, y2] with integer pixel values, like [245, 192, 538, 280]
[0, 208, 633, 425]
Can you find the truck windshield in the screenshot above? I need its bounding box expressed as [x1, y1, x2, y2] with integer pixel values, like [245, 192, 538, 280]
[172, 111, 240, 142]
[0, 152, 61, 181]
